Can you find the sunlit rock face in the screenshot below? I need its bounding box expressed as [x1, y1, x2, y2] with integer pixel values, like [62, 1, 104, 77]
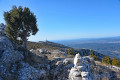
[0, 23, 12, 50]
[0, 23, 47, 80]
[69, 53, 93, 80]
[0, 23, 24, 79]
[0, 23, 6, 36]
[17, 62, 46, 80]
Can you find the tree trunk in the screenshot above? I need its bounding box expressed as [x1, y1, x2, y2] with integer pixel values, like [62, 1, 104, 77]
[24, 36, 27, 49]
[23, 34, 28, 57]
[22, 22, 29, 57]
[22, 22, 28, 50]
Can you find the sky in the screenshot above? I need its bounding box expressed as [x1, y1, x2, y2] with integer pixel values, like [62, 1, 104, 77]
[0, 0, 120, 41]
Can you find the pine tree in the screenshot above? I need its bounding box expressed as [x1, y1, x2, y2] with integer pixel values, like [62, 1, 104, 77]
[90, 50, 98, 61]
[102, 55, 111, 65]
[90, 50, 94, 56]
[112, 57, 120, 67]
[4, 6, 38, 50]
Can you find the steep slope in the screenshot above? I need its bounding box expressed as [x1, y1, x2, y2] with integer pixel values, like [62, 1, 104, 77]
[0, 24, 48, 80]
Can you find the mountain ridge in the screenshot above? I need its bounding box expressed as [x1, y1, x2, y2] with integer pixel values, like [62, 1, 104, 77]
[54, 36, 120, 60]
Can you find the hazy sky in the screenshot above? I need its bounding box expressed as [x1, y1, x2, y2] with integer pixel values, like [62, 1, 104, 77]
[0, 0, 120, 41]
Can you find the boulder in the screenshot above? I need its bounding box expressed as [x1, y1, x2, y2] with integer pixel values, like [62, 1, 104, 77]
[0, 50, 24, 66]
[17, 62, 46, 80]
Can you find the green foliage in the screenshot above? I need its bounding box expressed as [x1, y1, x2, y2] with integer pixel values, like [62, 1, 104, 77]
[102, 56, 120, 67]
[4, 6, 38, 49]
[112, 57, 120, 67]
[67, 48, 74, 55]
[102, 55, 111, 65]
[90, 50, 98, 61]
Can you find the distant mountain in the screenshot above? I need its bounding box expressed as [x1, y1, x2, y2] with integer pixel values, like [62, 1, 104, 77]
[55, 36, 120, 44]
[54, 36, 120, 59]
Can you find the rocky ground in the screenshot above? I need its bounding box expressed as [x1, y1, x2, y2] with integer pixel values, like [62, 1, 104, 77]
[0, 24, 120, 80]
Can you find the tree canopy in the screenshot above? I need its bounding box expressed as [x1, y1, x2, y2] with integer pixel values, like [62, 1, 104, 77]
[4, 6, 38, 49]
[102, 55, 120, 67]
[102, 55, 111, 65]
[67, 48, 74, 55]
[90, 50, 98, 61]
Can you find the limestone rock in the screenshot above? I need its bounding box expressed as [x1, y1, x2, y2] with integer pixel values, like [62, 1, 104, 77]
[30, 48, 51, 54]
[69, 53, 93, 80]
[0, 50, 24, 66]
[17, 62, 46, 80]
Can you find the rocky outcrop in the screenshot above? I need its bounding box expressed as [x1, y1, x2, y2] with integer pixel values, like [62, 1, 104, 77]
[17, 62, 46, 80]
[30, 48, 51, 54]
[69, 53, 94, 80]
[68, 53, 120, 80]
[75, 49, 104, 60]
[0, 24, 48, 80]
[0, 23, 120, 80]
[0, 50, 24, 67]
[49, 58, 73, 80]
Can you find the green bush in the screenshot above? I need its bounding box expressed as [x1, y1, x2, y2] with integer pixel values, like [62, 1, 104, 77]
[112, 57, 120, 67]
[102, 55, 111, 65]
[102, 56, 120, 67]
[90, 50, 98, 61]
[67, 48, 74, 55]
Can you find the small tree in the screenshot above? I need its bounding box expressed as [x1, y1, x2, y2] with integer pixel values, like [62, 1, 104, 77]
[67, 48, 74, 55]
[102, 55, 111, 65]
[4, 6, 38, 49]
[90, 50, 98, 61]
[112, 57, 120, 67]
[90, 50, 94, 56]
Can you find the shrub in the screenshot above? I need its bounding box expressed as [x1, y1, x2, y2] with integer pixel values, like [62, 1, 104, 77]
[102, 56, 120, 67]
[67, 48, 74, 55]
[112, 57, 120, 67]
[90, 50, 98, 61]
[102, 55, 111, 65]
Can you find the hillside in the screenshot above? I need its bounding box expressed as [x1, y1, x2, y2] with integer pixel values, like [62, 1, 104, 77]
[27, 40, 70, 50]
[55, 36, 120, 60]
[0, 24, 120, 80]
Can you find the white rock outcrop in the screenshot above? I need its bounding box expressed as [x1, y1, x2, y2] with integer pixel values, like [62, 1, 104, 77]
[69, 53, 93, 80]
[17, 62, 46, 80]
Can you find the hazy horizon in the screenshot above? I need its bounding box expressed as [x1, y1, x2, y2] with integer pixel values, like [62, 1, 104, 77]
[1, 0, 120, 41]
[30, 36, 120, 42]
